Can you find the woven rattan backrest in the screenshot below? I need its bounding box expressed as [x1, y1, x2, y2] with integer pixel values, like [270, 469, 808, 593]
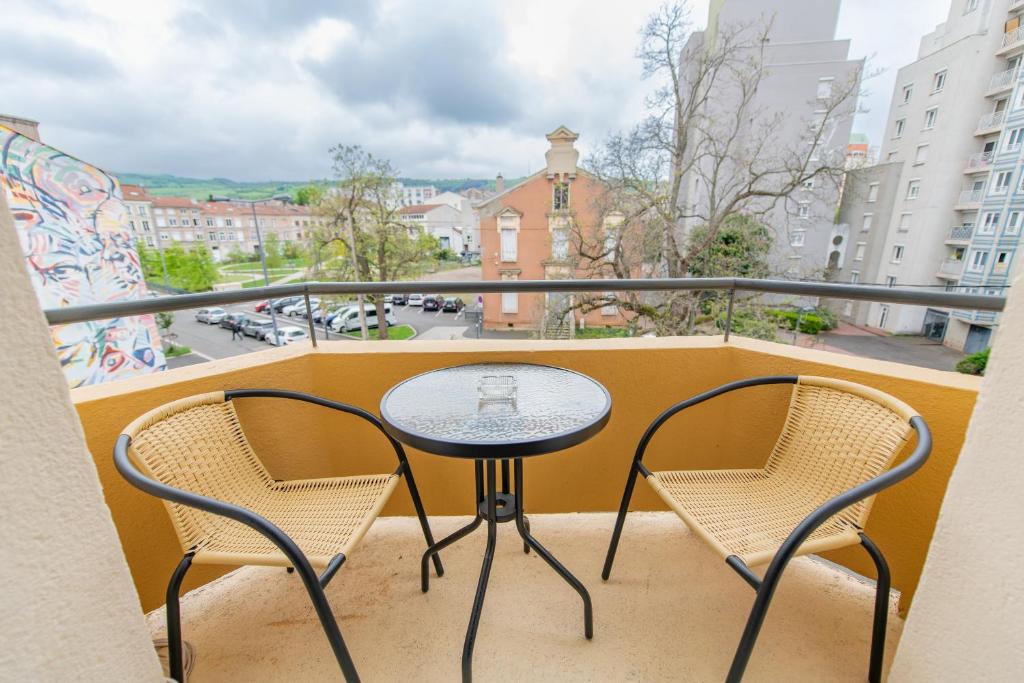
[124, 392, 274, 554]
[764, 377, 915, 529]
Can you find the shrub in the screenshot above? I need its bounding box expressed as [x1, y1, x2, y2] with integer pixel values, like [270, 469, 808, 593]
[768, 309, 824, 334]
[956, 348, 990, 376]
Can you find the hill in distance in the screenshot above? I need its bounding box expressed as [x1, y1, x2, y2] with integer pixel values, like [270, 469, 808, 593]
[116, 173, 524, 201]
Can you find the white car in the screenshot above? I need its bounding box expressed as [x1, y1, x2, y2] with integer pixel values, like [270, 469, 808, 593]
[283, 298, 320, 317]
[330, 304, 398, 332]
[195, 307, 227, 324]
[265, 326, 310, 346]
[407, 293, 424, 307]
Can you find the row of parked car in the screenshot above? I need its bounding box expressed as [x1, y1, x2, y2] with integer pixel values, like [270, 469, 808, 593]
[194, 308, 309, 346]
[394, 293, 465, 312]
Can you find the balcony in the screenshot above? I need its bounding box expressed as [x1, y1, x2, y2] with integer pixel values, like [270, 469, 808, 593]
[975, 110, 1008, 135]
[936, 258, 965, 279]
[17, 275, 1014, 681]
[987, 67, 1019, 95]
[947, 225, 974, 243]
[964, 151, 994, 172]
[997, 26, 1024, 55]
[955, 188, 985, 208]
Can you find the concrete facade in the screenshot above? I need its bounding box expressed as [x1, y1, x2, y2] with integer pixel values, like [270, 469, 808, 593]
[678, 0, 863, 280]
[399, 202, 467, 254]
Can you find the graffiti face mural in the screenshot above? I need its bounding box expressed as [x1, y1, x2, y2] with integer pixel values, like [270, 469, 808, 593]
[1, 124, 166, 387]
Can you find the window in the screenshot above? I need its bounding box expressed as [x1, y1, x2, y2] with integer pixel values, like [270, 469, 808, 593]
[501, 291, 518, 314]
[1017, 87, 1024, 109]
[128, 220, 136, 232]
[902, 84, 913, 104]
[964, 0, 978, 13]
[225, 219, 233, 227]
[906, 180, 921, 199]
[969, 249, 990, 272]
[195, 232, 204, 240]
[887, 151, 899, 161]
[894, 118, 906, 138]
[867, 183, 879, 202]
[168, 218, 178, 226]
[790, 231, 805, 247]
[142, 220, 150, 231]
[924, 107, 938, 129]
[981, 211, 1001, 234]
[145, 236, 154, 247]
[862, 214, 873, 232]
[855, 242, 866, 261]
[208, 231, 216, 241]
[552, 182, 570, 211]
[898, 213, 912, 231]
[802, 177, 815, 189]
[1007, 127, 1024, 151]
[218, 231, 226, 241]
[878, 305, 890, 329]
[205, 218, 214, 227]
[843, 301, 854, 316]
[797, 202, 810, 219]
[886, 276, 898, 288]
[551, 228, 569, 260]
[850, 270, 860, 284]
[994, 170, 1013, 194]
[159, 232, 169, 241]
[932, 69, 947, 93]
[892, 245, 905, 263]
[915, 144, 929, 164]
[995, 250, 1011, 273]
[601, 291, 618, 316]
[500, 228, 517, 261]
[1007, 211, 1022, 235]
[816, 77, 833, 99]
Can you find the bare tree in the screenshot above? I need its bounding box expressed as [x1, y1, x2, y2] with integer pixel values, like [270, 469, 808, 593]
[575, 2, 863, 335]
[310, 145, 438, 340]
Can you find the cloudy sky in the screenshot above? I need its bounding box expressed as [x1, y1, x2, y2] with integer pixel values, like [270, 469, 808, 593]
[1, 0, 949, 182]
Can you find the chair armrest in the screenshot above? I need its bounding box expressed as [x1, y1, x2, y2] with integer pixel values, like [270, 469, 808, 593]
[758, 414, 931, 581]
[225, 389, 411, 475]
[634, 376, 798, 466]
[114, 433, 321, 581]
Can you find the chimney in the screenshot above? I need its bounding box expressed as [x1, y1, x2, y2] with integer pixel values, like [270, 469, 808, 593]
[544, 126, 579, 178]
[495, 173, 505, 193]
[0, 114, 41, 143]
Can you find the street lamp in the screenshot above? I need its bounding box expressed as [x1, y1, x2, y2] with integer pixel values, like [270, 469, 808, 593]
[211, 194, 293, 343]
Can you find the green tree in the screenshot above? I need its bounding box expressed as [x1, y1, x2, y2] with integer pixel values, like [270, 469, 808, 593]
[294, 185, 325, 206]
[687, 214, 772, 279]
[263, 233, 284, 269]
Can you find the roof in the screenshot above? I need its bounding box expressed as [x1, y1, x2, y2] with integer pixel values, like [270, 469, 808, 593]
[150, 195, 199, 209]
[400, 203, 444, 214]
[119, 184, 151, 201]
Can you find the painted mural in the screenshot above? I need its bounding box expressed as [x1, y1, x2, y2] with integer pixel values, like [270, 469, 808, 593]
[0, 124, 166, 387]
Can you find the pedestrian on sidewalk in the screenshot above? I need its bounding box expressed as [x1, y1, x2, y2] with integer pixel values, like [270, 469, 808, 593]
[231, 320, 243, 341]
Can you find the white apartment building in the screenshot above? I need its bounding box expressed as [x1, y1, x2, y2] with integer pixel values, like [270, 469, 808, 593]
[399, 202, 467, 254]
[835, 0, 1018, 352]
[394, 183, 437, 207]
[678, 0, 863, 280]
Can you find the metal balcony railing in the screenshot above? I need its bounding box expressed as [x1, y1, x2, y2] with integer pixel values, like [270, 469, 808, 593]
[977, 110, 1008, 131]
[947, 225, 974, 242]
[966, 151, 995, 169]
[958, 189, 985, 205]
[42, 277, 1006, 346]
[988, 67, 1018, 91]
[1002, 25, 1024, 48]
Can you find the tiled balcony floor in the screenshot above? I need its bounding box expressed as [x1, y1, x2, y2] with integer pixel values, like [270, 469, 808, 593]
[146, 512, 902, 681]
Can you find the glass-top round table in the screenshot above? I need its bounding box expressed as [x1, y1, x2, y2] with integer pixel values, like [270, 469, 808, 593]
[380, 363, 611, 683]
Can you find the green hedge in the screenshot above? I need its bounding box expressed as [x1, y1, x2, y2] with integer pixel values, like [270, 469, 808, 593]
[956, 348, 990, 375]
[767, 309, 828, 335]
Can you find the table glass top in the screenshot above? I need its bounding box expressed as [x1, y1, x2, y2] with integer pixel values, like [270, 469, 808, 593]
[381, 363, 610, 446]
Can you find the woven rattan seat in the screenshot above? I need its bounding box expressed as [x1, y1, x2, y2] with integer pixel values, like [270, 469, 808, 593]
[647, 377, 913, 566]
[124, 392, 399, 569]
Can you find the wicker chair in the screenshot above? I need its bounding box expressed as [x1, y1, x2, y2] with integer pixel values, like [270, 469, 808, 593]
[114, 389, 444, 683]
[602, 376, 931, 683]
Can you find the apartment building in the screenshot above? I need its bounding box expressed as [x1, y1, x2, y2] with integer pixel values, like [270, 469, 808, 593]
[479, 126, 627, 334]
[399, 202, 467, 253]
[835, 0, 1017, 352]
[394, 183, 437, 207]
[678, 0, 863, 280]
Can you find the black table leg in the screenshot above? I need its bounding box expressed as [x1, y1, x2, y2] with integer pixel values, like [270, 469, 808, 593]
[421, 461, 485, 593]
[513, 458, 594, 640]
[462, 460, 498, 683]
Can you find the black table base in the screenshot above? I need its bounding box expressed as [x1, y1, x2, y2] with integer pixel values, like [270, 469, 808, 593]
[421, 458, 593, 683]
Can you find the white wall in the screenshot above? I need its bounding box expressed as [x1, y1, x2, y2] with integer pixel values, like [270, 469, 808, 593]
[889, 268, 1024, 681]
[0, 193, 162, 679]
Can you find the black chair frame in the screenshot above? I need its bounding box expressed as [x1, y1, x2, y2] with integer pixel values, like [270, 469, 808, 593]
[114, 389, 444, 683]
[601, 376, 932, 683]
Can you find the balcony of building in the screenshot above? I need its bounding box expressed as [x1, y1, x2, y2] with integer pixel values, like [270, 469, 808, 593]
[1010, 0, 1024, 15]
[9, 267, 1021, 682]
[964, 151, 995, 173]
[997, 26, 1024, 56]
[986, 67, 1019, 96]
[975, 110, 1008, 135]
[955, 188, 985, 209]
[936, 258, 965, 280]
[946, 225, 974, 245]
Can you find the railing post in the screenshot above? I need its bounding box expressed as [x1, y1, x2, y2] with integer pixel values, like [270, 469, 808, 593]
[303, 293, 318, 348]
[724, 288, 735, 342]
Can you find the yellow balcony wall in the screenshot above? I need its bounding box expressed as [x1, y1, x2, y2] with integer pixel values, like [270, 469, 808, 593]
[71, 336, 979, 615]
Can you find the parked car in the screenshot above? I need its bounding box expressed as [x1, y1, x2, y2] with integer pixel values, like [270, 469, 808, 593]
[407, 293, 424, 307]
[442, 297, 465, 313]
[254, 300, 270, 313]
[422, 295, 444, 311]
[219, 313, 250, 330]
[271, 296, 303, 313]
[241, 319, 275, 340]
[265, 326, 309, 346]
[283, 298, 319, 317]
[330, 304, 398, 333]
[195, 307, 227, 324]
[383, 295, 393, 304]
[391, 293, 408, 305]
